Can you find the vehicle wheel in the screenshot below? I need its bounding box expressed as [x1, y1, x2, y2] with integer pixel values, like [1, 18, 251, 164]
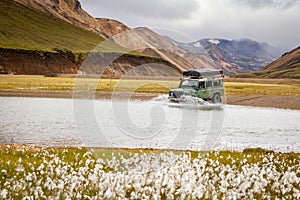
[212, 93, 221, 103]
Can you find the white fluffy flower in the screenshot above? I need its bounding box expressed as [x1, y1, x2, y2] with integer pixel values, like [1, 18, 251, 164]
[0, 189, 8, 199]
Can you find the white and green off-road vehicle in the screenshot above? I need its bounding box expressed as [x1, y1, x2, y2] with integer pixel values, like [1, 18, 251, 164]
[169, 69, 225, 103]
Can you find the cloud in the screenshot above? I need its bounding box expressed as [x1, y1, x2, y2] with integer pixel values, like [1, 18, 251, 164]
[82, 0, 199, 20]
[232, 0, 300, 9]
[165, 0, 300, 51]
[80, 0, 300, 52]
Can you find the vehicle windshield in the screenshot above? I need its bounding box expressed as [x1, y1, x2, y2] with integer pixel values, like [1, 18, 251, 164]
[180, 79, 199, 89]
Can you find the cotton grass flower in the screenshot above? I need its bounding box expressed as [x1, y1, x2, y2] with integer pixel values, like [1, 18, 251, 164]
[0, 146, 299, 199]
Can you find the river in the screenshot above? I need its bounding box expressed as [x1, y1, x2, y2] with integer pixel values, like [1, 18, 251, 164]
[0, 97, 299, 152]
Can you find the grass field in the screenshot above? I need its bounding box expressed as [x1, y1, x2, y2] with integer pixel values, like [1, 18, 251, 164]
[0, 145, 299, 199]
[225, 82, 300, 96]
[0, 76, 299, 96]
[0, 76, 176, 93]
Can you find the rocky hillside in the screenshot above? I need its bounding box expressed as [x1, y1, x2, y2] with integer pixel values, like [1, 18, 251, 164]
[174, 38, 281, 72]
[13, 0, 130, 39]
[0, 0, 180, 76]
[112, 27, 243, 74]
[0, 48, 180, 77]
[134, 27, 223, 71]
[232, 46, 300, 79]
[112, 27, 196, 71]
[13, 0, 232, 74]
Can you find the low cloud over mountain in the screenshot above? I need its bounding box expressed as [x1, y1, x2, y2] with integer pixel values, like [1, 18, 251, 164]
[80, 0, 300, 52]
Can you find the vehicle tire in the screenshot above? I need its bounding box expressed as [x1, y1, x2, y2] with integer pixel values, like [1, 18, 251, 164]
[212, 93, 221, 103]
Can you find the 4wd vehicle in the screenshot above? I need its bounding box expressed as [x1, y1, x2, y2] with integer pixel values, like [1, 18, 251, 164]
[169, 69, 225, 103]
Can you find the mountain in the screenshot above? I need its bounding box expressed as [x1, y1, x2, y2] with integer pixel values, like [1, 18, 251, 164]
[165, 37, 244, 75]
[1, 0, 103, 52]
[111, 27, 197, 71]
[13, 0, 130, 39]
[14, 0, 234, 73]
[0, 0, 180, 76]
[112, 27, 241, 73]
[174, 38, 281, 73]
[6, 0, 283, 76]
[232, 46, 300, 79]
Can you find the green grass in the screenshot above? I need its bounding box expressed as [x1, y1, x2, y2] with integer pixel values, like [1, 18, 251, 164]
[0, 76, 179, 93]
[225, 82, 300, 96]
[0, 0, 144, 55]
[1, 76, 299, 96]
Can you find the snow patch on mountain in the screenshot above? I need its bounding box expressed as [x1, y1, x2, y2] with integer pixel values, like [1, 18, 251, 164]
[208, 39, 220, 45]
[193, 42, 202, 48]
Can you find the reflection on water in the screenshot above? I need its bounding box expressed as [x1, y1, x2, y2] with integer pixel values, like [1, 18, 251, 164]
[0, 97, 299, 152]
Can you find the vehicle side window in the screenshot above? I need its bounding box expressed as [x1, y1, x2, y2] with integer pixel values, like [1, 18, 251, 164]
[189, 80, 199, 88]
[199, 81, 205, 88]
[206, 81, 212, 88]
[180, 80, 199, 88]
[213, 80, 223, 87]
[213, 80, 220, 87]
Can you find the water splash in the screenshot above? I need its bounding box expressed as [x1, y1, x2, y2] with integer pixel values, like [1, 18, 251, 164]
[152, 94, 208, 105]
[151, 95, 169, 102]
[151, 95, 223, 110]
[180, 95, 208, 105]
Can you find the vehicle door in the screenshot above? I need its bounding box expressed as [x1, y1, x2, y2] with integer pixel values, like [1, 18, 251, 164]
[197, 81, 211, 99]
[212, 79, 224, 96]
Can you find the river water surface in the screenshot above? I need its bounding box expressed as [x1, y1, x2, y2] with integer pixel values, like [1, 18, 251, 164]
[0, 97, 299, 152]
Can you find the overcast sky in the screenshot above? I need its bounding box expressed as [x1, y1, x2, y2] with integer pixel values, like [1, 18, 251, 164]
[79, 0, 300, 52]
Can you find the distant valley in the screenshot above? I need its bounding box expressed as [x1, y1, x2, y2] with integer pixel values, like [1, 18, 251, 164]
[233, 46, 300, 79]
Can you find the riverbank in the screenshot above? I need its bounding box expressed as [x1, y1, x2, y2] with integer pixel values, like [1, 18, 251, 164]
[0, 75, 299, 110]
[226, 94, 300, 110]
[1, 90, 299, 110]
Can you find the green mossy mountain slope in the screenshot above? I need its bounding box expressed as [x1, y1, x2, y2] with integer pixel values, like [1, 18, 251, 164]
[0, 1, 181, 76]
[0, 0, 128, 53]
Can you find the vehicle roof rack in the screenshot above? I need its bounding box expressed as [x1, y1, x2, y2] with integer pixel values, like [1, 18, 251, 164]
[183, 68, 224, 78]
